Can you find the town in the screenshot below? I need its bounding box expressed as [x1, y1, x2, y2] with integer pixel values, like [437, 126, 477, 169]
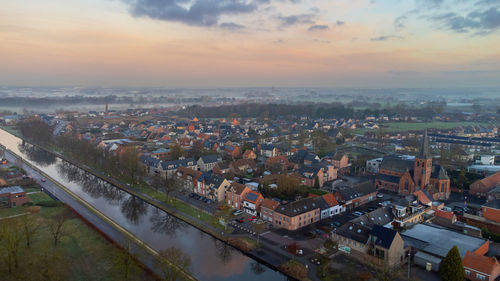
[1, 99, 499, 281]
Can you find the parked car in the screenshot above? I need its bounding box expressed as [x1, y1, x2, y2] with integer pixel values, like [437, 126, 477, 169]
[41, 177, 46, 182]
[189, 193, 195, 198]
[233, 210, 243, 216]
[235, 218, 244, 223]
[248, 218, 255, 222]
[376, 193, 384, 198]
[353, 211, 364, 217]
[330, 221, 341, 228]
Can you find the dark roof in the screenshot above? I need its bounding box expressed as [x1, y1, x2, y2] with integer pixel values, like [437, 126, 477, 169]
[380, 155, 414, 174]
[376, 174, 401, 184]
[419, 129, 430, 159]
[199, 155, 218, 164]
[275, 198, 319, 217]
[313, 197, 330, 211]
[370, 225, 398, 249]
[335, 222, 371, 244]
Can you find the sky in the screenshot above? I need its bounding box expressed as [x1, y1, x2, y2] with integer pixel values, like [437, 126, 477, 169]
[1, 0, 500, 88]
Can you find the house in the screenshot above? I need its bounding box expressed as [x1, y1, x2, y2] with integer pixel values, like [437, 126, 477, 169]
[160, 158, 197, 177]
[463, 251, 500, 281]
[296, 166, 324, 187]
[366, 225, 406, 267]
[470, 171, 500, 197]
[242, 191, 264, 216]
[260, 198, 280, 222]
[242, 149, 257, 160]
[332, 222, 371, 257]
[0, 186, 29, 208]
[151, 148, 170, 159]
[226, 182, 251, 210]
[482, 200, 500, 223]
[196, 173, 230, 202]
[334, 181, 377, 211]
[197, 155, 219, 172]
[314, 193, 342, 218]
[176, 167, 203, 192]
[230, 159, 256, 175]
[265, 155, 292, 172]
[273, 198, 320, 231]
[331, 153, 349, 169]
[213, 161, 232, 176]
[261, 145, 279, 157]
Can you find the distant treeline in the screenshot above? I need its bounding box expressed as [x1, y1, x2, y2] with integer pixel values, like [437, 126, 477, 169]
[0, 95, 225, 107]
[180, 102, 447, 119]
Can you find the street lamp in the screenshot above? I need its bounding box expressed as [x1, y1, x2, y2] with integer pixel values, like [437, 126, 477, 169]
[407, 252, 411, 280]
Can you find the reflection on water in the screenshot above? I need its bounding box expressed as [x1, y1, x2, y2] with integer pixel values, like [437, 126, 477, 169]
[18, 143, 56, 167]
[150, 208, 187, 236]
[1, 129, 285, 281]
[121, 196, 148, 225]
[56, 160, 125, 205]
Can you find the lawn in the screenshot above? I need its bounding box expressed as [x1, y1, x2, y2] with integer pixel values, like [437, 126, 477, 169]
[28, 191, 53, 204]
[383, 121, 497, 132]
[0, 197, 154, 281]
[0, 206, 29, 218]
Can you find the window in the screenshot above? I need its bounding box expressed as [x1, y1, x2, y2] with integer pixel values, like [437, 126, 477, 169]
[476, 273, 485, 281]
[464, 270, 470, 275]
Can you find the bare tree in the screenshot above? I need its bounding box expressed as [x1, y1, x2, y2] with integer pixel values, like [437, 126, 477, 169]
[156, 247, 192, 281]
[21, 214, 40, 248]
[47, 210, 71, 248]
[113, 239, 141, 281]
[0, 219, 22, 273]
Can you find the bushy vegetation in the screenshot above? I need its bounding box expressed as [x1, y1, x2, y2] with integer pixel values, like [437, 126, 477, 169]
[440, 246, 464, 281]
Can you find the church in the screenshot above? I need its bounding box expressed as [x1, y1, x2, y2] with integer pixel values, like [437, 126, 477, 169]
[374, 130, 451, 200]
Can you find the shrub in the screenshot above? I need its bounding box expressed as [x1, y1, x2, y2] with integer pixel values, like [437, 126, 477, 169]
[440, 246, 464, 281]
[36, 200, 63, 207]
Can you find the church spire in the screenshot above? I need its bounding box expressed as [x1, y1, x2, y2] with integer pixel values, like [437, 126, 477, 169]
[419, 129, 430, 159]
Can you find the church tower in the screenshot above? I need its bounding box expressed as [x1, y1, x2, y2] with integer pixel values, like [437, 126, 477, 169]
[413, 129, 432, 189]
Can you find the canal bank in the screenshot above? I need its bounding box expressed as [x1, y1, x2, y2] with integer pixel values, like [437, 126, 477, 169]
[1, 145, 197, 281]
[0, 128, 290, 281]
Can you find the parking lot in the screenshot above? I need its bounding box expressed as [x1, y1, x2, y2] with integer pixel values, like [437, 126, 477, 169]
[229, 210, 268, 235]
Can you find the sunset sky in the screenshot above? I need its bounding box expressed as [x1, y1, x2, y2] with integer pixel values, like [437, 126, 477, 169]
[1, 0, 499, 88]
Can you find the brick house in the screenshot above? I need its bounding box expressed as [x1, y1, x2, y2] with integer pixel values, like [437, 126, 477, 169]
[242, 191, 264, 216]
[242, 149, 257, 160]
[0, 186, 29, 208]
[463, 251, 500, 281]
[470, 171, 500, 197]
[260, 198, 280, 222]
[482, 200, 500, 223]
[176, 167, 202, 192]
[226, 182, 251, 210]
[331, 152, 349, 169]
[273, 198, 320, 231]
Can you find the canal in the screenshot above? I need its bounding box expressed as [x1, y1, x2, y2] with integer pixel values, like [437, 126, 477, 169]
[0, 128, 286, 281]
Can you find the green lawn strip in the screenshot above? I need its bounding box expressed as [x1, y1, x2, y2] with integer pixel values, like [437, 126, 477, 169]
[383, 121, 497, 132]
[22, 186, 41, 193]
[28, 192, 53, 204]
[0, 206, 29, 218]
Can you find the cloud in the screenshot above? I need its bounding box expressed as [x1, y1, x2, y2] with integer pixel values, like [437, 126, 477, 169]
[220, 22, 245, 30]
[370, 35, 405, 41]
[336, 20, 345, 26]
[416, 0, 445, 9]
[276, 13, 316, 27]
[430, 7, 500, 34]
[122, 0, 260, 27]
[394, 16, 407, 28]
[308, 24, 329, 31]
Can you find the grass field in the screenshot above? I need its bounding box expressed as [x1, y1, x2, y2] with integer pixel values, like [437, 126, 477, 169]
[28, 191, 53, 204]
[0, 194, 153, 281]
[384, 121, 497, 132]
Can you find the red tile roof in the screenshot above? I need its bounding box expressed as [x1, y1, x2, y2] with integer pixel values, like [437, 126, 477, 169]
[260, 198, 280, 210]
[477, 170, 500, 190]
[322, 193, 339, 207]
[463, 251, 500, 276]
